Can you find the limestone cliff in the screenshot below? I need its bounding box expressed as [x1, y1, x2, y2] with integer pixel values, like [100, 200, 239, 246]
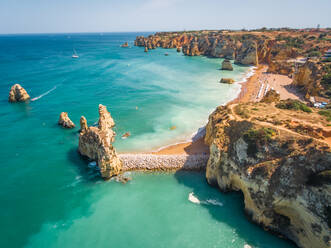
[204, 101, 331, 248]
[8, 84, 30, 102]
[58, 112, 75, 128]
[234, 40, 258, 65]
[267, 60, 295, 76]
[78, 104, 122, 179]
[292, 60, 324, 99]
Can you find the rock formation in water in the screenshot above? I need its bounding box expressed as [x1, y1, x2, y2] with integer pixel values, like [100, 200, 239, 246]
[204, 100, 331, 248]
[220, 78, 235, 84]
[8, 84, 30, 102]
[221, 59, 233, 71]
[121, 42, 129, 47]
[177, 47, 181, 52]
[58, 112, 75, 128]
[144, 47, 148, 52]
[78, 104, 122, 179]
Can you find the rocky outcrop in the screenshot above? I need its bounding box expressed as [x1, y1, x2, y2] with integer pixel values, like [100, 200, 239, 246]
[58, 112, 75, 128]
[78, 104, 122, 179]
[204, 102, 331, 248]
[267, 60, 295, 76]
[221, 59, 233, 71]
[121, 42, 129, 47]
[220, 78, 235, 84]
[261, 89, 280, 103]
[144, 47, 148, 52]
[292, 60, 324, 99]
[235, 40, 258, 65]
[8, 84, 30, 102]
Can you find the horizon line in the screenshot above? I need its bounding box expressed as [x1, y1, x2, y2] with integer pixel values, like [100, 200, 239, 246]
[1, 26, 330, 36]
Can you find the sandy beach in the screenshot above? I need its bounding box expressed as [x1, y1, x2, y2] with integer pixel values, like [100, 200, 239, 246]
[123, 63, 306, 170]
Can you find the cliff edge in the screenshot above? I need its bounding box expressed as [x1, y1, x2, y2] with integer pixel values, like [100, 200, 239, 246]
[204, 101, 331, 248]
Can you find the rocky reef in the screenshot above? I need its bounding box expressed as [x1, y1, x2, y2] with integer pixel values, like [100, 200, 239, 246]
[221, 59, 233, 71]
[220, 78, 235, 84]
[8, 84, 30, 102]
[78, 104, 122, 179]
[204, 100, 331, 248]
[58, 112, 75, 128]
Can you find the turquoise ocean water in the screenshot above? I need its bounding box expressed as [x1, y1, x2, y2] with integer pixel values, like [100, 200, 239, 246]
[0, 33, 295, 248]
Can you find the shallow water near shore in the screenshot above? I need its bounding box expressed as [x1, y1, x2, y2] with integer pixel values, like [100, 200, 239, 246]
[0, 33, 295, 248]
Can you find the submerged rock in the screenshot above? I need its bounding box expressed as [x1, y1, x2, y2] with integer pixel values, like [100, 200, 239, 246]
[78, 104, 122, 179]
[8, 84, 30, 102]
[121, 132, 130, 139]
[58, 112, 75, 128]
[144, 47, 148, 52]
[221, 59, 233, 71]
[220, 78, 235, 84]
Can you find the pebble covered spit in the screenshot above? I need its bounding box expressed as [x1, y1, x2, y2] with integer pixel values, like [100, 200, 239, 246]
[119, 154, 209, 171]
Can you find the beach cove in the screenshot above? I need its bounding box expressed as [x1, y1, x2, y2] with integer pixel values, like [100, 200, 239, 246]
[0, 33, 297, 248]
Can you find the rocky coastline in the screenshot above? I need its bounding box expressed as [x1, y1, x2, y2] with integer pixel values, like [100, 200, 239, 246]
[135, 29, 331, 101]
[132, 29, 331, 248]
[204, 99, 331, 248]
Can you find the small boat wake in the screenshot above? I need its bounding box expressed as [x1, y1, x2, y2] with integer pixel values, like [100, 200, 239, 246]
[31, 85, 57, 101]
[188, 192, 223, 207]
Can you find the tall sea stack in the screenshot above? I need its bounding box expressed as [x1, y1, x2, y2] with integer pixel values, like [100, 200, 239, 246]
[78, 104, 122, 179]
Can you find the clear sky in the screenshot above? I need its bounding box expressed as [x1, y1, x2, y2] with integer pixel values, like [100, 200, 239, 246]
[0, 0, 331, 34]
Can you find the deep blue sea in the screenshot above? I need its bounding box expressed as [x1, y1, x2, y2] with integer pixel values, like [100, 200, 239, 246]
[0, 33, 295, 248]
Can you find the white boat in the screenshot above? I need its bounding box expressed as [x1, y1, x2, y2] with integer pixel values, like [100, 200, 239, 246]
[72, 49, 79, 58]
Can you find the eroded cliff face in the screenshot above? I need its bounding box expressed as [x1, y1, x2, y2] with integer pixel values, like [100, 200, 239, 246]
[78, 104, 122, 179]
[204, 102, 331, 248]
[234, 40, 258, 65]
[135, 33, 259, 65]
[8, 84, 30, 102]
[292, 60, 324, 99]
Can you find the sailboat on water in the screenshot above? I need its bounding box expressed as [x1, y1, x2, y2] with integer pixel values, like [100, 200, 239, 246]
[72, 49, 79, 58]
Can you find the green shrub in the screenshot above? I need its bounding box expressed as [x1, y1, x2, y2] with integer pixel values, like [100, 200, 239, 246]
[318, 110, 331, 121]
[243, 128, 276, 156]
[276, 100, 312, 113]
[235, 105, 250, 119]
[308, 51, 322, 57]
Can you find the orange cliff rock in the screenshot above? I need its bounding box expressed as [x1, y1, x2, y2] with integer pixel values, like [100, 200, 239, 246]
[58, 112, 75, 128]
[8, 84, 30, 102]
[204, 101, 331, 248]
[78, 104, 122, 179]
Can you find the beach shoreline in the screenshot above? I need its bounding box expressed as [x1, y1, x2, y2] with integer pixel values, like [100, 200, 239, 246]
[151, 64, 265, 155]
